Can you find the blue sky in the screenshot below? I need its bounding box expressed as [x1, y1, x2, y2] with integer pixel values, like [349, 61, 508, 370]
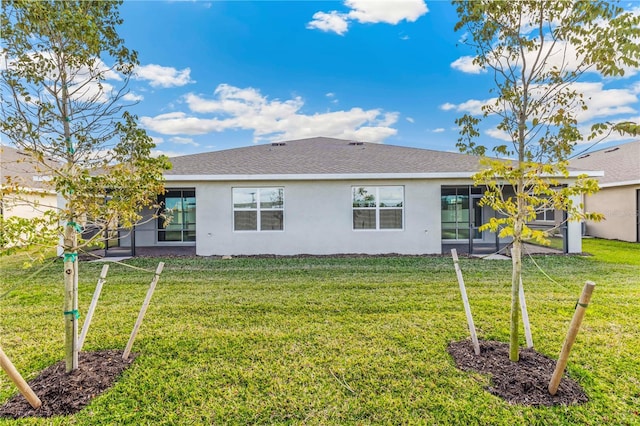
[112, 0, 640, 157]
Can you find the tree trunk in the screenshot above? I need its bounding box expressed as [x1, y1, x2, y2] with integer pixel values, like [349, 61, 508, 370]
[509, 178, 525, 362]
[63, 224, 78, 372]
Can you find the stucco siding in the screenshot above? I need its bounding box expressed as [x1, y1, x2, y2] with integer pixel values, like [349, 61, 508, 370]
[1, 192, 57, 220]
[194, 179, 443, 256]
[584, 184, 640, 242]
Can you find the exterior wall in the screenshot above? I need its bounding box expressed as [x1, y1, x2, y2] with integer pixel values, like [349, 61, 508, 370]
[122, 206, 165, 248]
[131, 178, 587, 255]
[1, 191, 58, 251]
[567, 194, 583, 253]
[194, 179, 443, 256]
[1, 192, 57, 220]
[584, 184, 640, 242]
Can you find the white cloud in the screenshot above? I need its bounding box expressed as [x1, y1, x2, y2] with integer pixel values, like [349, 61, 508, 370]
[571, 82, 638, 122]
[123, 92, 144, 102]
[576, 115, 640, 145]
[134, 64, 194, 88]
[150, 136, 164, 145]
[440, 98, 497, 115]
[141, 84, 399, 143]
[82, 57, 122, 81]
[307, 11, 349, 35]
[455, 36, 639, 78]
[486, 128, 513, 142]
[345, 0, 428, 24]
[441, 80, 638, 122]
[406, 117, 415, 123]
[326, 92, 339, 104]
[170, 136, 199, 147]
[432, 128, 445, 133]
[8, 52, 125, 104]
[307, 0, 428, 35]
[450, 56, 485, 74]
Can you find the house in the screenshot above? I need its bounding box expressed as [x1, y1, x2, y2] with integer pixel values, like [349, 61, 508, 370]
[123, 137, 588, 256]
[569, 140, 640, 243]
[0, 145, 58, 224]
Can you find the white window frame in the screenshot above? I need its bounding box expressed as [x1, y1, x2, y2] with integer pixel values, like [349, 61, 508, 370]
[535, 207, 556, 222]
[352, 186, 404, 231]
[233, 187, 284, 232]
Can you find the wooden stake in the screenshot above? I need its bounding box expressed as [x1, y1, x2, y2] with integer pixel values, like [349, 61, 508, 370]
[548, 281, 596, 395]
[123, 262, 164, 360]
[511, 250, 533, 349]
[451, 249, 480, 355]
[0, 346, 42, 409]
[519, 277, 533, 348]
[78, 264, 109, 351]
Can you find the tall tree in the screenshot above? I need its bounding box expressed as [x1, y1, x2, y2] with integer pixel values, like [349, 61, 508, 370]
[1, 0, 170, 371]
[452, 1, 640, 361]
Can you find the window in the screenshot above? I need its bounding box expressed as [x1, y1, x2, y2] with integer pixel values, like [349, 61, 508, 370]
[441, 187, 470, 240]
[233, 187, 284, 231]
[158, 189, 196, 242]
[535, 208, 555, 222]
[352, 186, 403, 230]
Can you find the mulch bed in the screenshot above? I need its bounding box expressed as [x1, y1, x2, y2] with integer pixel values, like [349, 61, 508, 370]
[448, 339, 588, 406]
[0, 350, 136, 419]
[1, 341, 588, 418]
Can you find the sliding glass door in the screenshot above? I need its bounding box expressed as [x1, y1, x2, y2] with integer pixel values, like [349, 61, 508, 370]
[441, 186, 483, 242]
[158, 189, 196, 242]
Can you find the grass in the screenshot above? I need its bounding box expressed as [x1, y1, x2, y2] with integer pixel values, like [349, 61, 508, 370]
[1, 239, 639, 425]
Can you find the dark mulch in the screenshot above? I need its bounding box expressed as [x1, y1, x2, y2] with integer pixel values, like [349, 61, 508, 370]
[448, 340, 588, 406]
[0, 350, 136, 419]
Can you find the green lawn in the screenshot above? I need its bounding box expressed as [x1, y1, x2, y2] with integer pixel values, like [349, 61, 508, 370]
[1, 239, 639, 425]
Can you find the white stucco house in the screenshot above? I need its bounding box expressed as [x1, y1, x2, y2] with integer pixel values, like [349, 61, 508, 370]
[570, 140, 640, 243]
[122, 137, 587, 256]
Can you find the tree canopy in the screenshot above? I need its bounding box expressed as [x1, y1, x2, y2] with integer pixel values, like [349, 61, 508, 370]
[1, 0, 170, 371]
[452, 0, 640, 361]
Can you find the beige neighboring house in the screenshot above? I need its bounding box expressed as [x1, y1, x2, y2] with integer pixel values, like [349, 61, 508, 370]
[0, 145, 58, 223]
[570, 140, 640, 243]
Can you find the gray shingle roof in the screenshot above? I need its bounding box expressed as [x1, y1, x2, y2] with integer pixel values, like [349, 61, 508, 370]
[166, 137, 485, 176]
[0, 145, 57, 190]
[569, 140, 640, 185]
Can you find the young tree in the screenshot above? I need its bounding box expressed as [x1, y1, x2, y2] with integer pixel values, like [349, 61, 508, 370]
[452, 1, 640, 361]
[1, 0, 170, 371]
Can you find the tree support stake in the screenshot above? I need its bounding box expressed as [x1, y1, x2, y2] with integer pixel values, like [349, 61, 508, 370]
[0, 346, 42, 409]
[78, 264, 109, 351]
[123, 262, 165, 360]
[451, 249, 480, 355]
[548, 281, 596, 395]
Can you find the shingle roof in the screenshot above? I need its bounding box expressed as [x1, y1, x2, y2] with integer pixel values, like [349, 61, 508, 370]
[0, 145, 57, 190]
[569, 140, 640, 185]
[166, 137, 485, 176]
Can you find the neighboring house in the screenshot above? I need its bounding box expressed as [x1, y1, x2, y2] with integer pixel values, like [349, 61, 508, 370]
[123, 137, 588, 256]
[569, 140, 640, 243]
[0, 145, 58, 223]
